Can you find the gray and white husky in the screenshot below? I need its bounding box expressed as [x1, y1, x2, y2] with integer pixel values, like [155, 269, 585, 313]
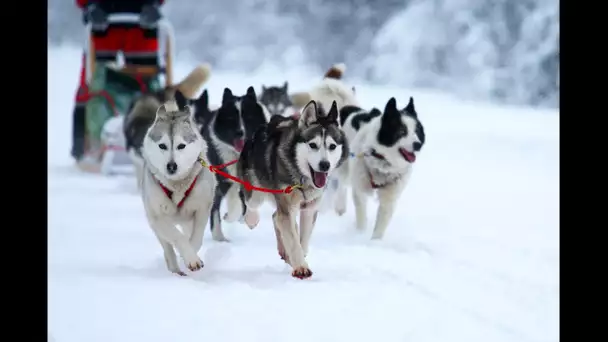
[334, 97, 426, 239]
[236, 100, 349, 279]
[140, 93, 217, 275]
[124, 64, 211, 190]
[259, 82, 294, 117]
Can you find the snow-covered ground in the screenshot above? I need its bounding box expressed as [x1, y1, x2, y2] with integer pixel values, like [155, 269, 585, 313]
[48, 46, 559, 342]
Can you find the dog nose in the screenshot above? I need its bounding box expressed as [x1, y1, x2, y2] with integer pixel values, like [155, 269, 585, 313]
[166, 162, 178, 174]
[318, 160, 330, 172]
[235, 129, 244, 138]
[413, 142, 422, 151]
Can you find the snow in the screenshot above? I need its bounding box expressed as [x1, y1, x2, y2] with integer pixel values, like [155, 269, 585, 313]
[48, 46, 559, 342]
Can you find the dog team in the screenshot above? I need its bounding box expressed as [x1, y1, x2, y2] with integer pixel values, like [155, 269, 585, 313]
[122, 63, 426, 279]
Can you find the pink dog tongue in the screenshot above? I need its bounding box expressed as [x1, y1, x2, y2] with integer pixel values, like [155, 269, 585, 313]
[234, 139, 245, 152]
[399, 148, 416, 163]
[312, 171, 328, 188]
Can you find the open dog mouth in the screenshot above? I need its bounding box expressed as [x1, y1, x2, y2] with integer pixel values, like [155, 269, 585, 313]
[309, 165, 328, 188]
[233, 139, 245, 152]
[398, 147, 416, 163]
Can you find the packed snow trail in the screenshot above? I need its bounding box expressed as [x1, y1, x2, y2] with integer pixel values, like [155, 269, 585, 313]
[48, 47, 559, 342]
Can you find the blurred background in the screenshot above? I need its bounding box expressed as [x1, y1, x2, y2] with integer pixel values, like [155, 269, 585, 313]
[48, 0, 559, 108]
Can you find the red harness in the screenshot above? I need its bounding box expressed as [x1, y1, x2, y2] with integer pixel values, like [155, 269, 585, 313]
[158, 176, 199, 209]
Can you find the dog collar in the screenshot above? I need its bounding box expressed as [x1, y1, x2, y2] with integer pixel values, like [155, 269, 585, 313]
[158, 176, 199, 208]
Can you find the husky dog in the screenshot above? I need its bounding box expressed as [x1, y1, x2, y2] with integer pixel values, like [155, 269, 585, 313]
[290, 63, 358, 113]
[236, 100, 349, 278]
[140, 92, 217, 275]
[199, 86, 269, 242]
[290, 63, 360, 209]
[259, 82, 293, 117]
[124, 64, 212, 189]
[336, 97, 425, 239]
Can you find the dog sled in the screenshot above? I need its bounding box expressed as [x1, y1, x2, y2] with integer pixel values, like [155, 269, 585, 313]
[76, 13, 175, 175]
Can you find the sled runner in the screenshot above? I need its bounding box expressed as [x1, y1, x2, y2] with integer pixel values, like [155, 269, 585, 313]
[76, 13, 175, 175]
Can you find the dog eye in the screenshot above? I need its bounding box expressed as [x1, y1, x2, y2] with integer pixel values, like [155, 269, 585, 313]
[177, 143, 186, 150]
[159, 143, 168, 150]
[309, 142, 318, 149]
[328, 144, 337, 151]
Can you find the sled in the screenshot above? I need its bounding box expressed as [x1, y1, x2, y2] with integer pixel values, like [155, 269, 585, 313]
[76, 14, 175, 175]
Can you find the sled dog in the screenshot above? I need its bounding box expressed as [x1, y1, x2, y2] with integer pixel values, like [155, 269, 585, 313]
[140, 93, 217, 275]
[336, 97, 426, 239]
[198, 86, 269, 241]
[236, 100, 349, 278]
[124, 64, 211, 189]
[259, 82, 294, 117]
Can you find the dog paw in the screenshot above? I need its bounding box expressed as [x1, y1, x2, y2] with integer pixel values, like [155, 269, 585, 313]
[211, 228, 230, 242]
[172, 270, 187, 277]
[244, 210, 260, 229]
[335, 207, 346, 216]
[370, 232, 384, 240]
[212, 235, 230, 243]
[185, 258, 204, 272]
[291, 266, 313, 279]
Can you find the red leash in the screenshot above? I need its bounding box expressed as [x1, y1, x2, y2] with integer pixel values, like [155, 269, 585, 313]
[200, 159, 303, 194]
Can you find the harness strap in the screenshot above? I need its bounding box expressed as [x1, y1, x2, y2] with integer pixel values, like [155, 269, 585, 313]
[158, 176, 198, 208]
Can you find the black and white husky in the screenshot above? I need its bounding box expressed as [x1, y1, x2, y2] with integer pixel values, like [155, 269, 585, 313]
[140, 92, 217, 275]
[197, 86, 269, 241]
[236, 100, 349, 279]
[334, 97, 426, 239]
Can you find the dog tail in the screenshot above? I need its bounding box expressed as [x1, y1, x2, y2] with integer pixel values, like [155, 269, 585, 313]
[174, 63, 212, 98]
[324, 63, 346, 80]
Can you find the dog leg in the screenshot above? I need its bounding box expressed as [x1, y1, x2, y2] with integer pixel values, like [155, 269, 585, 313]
[223, 184, 243, 223]
[210, 181, 231, 242]
[273, 222, 287, 263]
[334, 163, 349, 215]
[244, 191, 264, 229]
[191, 199, 212, 253]
[352, 187, 368, 231]
[273, 208, 311, 279]
[299, 208, 319, 257]
[371, 182, 404, 240]
[150, 217, 204, 272]
[154, 233, 185, 276]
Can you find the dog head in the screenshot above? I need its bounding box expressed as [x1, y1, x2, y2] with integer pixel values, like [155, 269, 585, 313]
[296, 100, 348, 189]
[211, 87, 247, 152]
[366, 97, 425, 171]
[143, 90, 205, 180]
[260, 82, 293, 117]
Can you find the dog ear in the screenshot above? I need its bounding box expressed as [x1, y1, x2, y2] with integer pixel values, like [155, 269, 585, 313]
[404, 96, 416, 117]
[222, 88, 234, 105]
[196, 89, 209, 109]
[261, 85, 267, 92]
[193, 90, 210, 126]
[326, 100, 339, 124]
[283, 81, 288, 92]
[246, 86, 257, 100]
[382, 97, 400, 123]
[174, 89, 188, 110]
[299, 100, 318, 128]
[384, 97, 398, 114]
